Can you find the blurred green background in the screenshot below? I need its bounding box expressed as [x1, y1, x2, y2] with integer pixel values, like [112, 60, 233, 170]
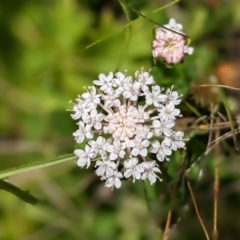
[1, 0, 240, 239]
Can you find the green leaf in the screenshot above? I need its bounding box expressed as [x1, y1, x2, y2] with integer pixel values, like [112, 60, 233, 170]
[0, 154, 76, 179]
[183, 99, 203, 119]
[0, 179, 37, 205]
[119, 0, 133, 22]
[187, 165, 201, 181]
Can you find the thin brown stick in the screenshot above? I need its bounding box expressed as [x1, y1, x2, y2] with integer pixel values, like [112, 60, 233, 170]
[187, 126, 240, 173]
[207, 104, 214, 150]
[213, 118, 220, 240]
[209, 127, 240, 146]
[213, 163, 219, 240]
[162, 210, 172, 240]
[198, 118, 240, 131]
[198, 84, 240, 91]
[185, 172, 210, 240]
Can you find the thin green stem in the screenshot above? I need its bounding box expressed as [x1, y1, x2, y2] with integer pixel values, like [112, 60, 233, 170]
[0, 154, 76, 179]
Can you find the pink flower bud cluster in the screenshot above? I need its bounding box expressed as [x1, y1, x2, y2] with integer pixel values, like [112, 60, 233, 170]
[152, 18, 194, 65]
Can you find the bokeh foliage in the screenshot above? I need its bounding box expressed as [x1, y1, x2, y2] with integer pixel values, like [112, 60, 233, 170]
[1, 0, 240, 239]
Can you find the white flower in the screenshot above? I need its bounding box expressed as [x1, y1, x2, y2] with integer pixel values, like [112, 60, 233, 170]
[130, 137, 150, 157]
[75, 145, 96, 168]
[165, 18, 183, 32]
[105, 171, 123, 189]
[101, 88, 121, 108]
[71, 68, 185, 188]
[158, 103, 181, 121]
[82, 109, 104, 130]
[165, 131, 185, 151]
[113, 72, 132, 95]
[141, 161, 162, 185]
[93, 72, 114, 92]
[82, 86, 101, 109]
[88, 136, 108, 157]
[106, 139, 126, 160]
[71, 98, 90, 120]
[95, 159, 116, 177]
[135, 124, 153, 139]
[124, 158, 144, 182]
[165, 88, 182, 106]
[150, 139, 172, 161]
[184, 46, 194, 55]
[122, 82, 141, 101]
[144, 85, 167, 107]
[136, 106, 150, 122]
[152, 119, 174, 137]
[73, 121, 93, 143]
[152, 18, 194, 64]
[135, 69, 154, 88]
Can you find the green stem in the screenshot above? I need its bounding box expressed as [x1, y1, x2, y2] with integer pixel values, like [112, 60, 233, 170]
[0, 154, 76, 179]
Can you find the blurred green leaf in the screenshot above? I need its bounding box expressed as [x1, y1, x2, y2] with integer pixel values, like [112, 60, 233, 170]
[187, 165, 201, 181]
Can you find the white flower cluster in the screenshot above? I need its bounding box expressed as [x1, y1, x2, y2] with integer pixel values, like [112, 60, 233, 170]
[152, 18, 194, 65]
[71, 69, 185, 189]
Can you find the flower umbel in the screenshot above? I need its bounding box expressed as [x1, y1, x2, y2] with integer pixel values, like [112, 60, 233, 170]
[71, 69, 185, 188]
[152, 18, 194, 65]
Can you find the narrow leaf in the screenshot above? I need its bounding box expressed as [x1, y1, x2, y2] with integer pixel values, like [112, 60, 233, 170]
[118, 0, 133, 22]
[152, 0, 180, 13]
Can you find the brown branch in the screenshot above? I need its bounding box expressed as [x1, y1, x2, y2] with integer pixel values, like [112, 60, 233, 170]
[197, 84, 240, 91]
[187, 126, 240, 173]
[207, 104, 214, 150]
[162, 210, 172, 240]
[213, 117, 220, 240]
[185, 172, 210, 240]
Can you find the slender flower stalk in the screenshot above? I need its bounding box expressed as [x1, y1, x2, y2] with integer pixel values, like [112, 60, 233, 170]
[70, 69, 186, 188]
[152, 18, 194, 65]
